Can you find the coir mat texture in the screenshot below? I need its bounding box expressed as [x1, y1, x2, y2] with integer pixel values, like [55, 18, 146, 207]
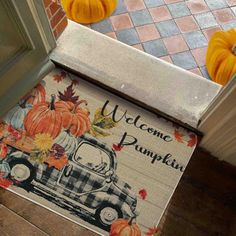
[0, 68, 197, 235]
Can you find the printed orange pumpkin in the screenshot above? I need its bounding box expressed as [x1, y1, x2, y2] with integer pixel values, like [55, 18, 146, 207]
[23, 83, 46, 105]
[24, 95, 62, 138]
[61, 0, 118, 24]
[55, 100, 90, 137]
[109, 218, 141, 236]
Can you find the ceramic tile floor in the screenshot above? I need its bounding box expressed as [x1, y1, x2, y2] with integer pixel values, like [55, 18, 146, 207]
[88, 0, 236, 80]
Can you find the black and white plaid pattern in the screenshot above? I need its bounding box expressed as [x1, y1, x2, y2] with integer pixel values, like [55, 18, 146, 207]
[6, 135, 137, 218]
[36, 162, 135, 212]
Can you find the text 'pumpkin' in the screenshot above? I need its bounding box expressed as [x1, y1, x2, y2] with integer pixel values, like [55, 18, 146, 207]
[206, 29, 236, 85]
[61, 0, 118, 24]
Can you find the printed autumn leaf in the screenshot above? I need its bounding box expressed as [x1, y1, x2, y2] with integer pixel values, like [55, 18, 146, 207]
[112, 144, 123, 151]
[93, 108, 116, 129]
[6, 125, 22, 141]
[174, 130, 184, 143]
[58, 83, 79, 104]
[71, 79, 79, 86]
[0, 122, 5, 134]
[7, 124, 14, 133]
[53, 71, 67, 83]
[0, 177, 13, 189]
[0, 143, 8, 159]
[45, 155, 68, 170]
[50, 143, 65, 159]
[89, 108, 116, 137]
[89, 125, 111, 137]
[188, 134, 197, 147]
[139, 188, 147, 200]
[144, 226, 159, 236]
[30, 149, 48, 164]
[11, 130, 22, 140]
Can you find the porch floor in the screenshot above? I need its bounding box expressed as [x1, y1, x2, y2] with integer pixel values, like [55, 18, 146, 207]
[87, 0, 236, 80]
[1, 147, 236, 236]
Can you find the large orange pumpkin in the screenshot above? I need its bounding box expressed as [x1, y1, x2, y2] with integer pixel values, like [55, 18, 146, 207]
[24, 95, 62, 138]
[109, 218, 141, 236]
[61, 0, 118, 24]
[23, 83, 46, 105]
[55, 100, 90, 137]
[206, 29, 236, 85]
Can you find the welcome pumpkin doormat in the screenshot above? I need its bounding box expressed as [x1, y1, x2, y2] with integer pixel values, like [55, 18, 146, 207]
[0, 68, 197, 235]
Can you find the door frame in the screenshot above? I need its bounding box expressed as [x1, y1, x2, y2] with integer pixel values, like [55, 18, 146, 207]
[199, 76, 236, 165]
[0, 0, 56, 117]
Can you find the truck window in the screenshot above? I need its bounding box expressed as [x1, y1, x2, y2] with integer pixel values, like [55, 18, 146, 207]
[74, 143, 111, 174]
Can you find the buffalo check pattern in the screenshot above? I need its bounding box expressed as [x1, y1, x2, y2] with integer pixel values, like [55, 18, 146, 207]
[89, 0, 236, 80]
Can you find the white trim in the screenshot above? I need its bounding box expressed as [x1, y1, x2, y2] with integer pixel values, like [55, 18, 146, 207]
[26, 0, 56, 53]
[199, 76, 236, 165]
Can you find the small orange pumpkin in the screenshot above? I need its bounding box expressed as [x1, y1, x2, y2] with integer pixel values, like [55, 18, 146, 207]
[24, 95, 62, 138]
[55, 100, 90, 137]
[206, 29, 236, 85]
[23, 83, 46, 105]
[61, 0, 118, 24]
[109, 218, 141, 236]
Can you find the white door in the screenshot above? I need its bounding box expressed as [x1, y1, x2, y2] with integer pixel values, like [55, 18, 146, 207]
[0, 0, 56, 117]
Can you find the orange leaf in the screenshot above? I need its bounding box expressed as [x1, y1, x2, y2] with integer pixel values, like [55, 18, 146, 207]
[174, 130, 184, 143]
[53, 71, 66, 83]
[145, 226, 159, 236]
[45, 155, 68, 170]
[188, 134, 197, 147]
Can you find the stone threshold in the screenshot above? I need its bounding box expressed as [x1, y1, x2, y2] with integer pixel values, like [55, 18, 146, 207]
[50, 20, 222, 130]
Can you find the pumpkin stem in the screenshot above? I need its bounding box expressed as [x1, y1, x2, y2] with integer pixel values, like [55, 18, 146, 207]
[72, 100, 88, 113]
[49, 95, 56, 110]
[232, 44, 236, 55]
[128, 216, 136, 225]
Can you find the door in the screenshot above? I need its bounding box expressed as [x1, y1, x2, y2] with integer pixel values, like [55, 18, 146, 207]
[57, 142, 112, 199]
[0, 0, 55, 117]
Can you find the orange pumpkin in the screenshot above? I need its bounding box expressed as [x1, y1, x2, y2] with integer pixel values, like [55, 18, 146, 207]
[55, 100, 90, 137]
[23, 83, 46, 105]
[109, 218, 141, 236]
[24, 95, 62, 138]
[61, 0, 118, 24]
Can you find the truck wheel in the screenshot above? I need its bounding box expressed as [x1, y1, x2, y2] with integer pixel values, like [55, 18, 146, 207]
[9, 159, 35, 186]
[95, 204, 122, 231]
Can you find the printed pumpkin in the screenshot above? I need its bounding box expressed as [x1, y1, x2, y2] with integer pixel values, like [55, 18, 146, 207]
[54, 130, 77, 154]
[206, 29, 236, 85]
[110, 218, 141, 236]
[61, 0, 118, 24]
[55, 101, 90, 137]
[24, 83, 46, 105]
[3, 99, 32, 130]
[24, 95, 62, 138]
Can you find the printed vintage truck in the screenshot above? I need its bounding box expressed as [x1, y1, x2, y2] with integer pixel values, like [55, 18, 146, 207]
[0, 129, 138, 231]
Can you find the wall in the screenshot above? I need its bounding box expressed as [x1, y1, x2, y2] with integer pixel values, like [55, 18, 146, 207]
[43, 0, 67, 39]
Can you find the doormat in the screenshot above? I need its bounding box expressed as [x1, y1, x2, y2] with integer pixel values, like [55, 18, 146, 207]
[0, 68, 197, 235]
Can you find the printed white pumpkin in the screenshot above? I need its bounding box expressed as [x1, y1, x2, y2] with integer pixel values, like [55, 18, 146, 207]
[3, 101, 32, 130]
[54, 130, 78, 155]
